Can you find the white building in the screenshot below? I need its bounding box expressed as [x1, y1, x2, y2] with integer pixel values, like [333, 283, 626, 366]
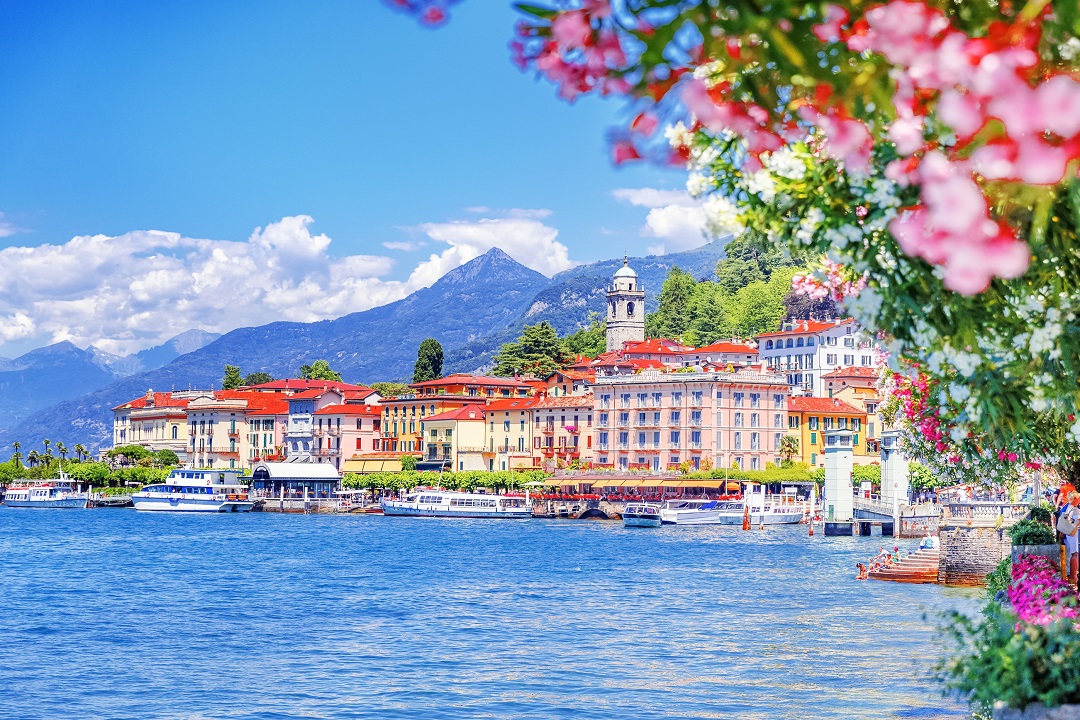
[756, 319, 879, 397]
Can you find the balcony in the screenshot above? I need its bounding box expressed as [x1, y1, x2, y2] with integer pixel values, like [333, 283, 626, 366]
[542, 426, 555, 435]
[597, 443, 609, 451]
[616, 417, 631, 428]
[688, 418, 703, 427]
[617, 442, 630, 450]
[542, 447, 555, 456]
[565, 426, 580, 435]
[328, 427, 341, 436]
[228, 428, 239, 438]
[668, 419, 682, 427]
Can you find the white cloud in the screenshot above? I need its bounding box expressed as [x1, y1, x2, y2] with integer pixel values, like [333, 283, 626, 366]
[0, 216, 416, 356]
[382, 240, 422, 251]
[612, 187, 709, 255]
[416, 211, 577, 280]
[0, 211, 582, 358]
[0, 213, 18, 238]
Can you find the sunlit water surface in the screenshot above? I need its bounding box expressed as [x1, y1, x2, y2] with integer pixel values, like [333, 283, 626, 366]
[0, 509, 980, 719]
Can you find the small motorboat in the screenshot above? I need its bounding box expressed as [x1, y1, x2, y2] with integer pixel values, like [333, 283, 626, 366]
[622, 502, 662, 528]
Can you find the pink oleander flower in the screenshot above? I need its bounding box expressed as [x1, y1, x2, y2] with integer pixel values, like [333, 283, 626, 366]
[1009, 554, 1079, 626]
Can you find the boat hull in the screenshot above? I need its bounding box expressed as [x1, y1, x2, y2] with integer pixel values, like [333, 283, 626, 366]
[380, 504, 530, 519]
[4, 497, 89, 509]
[623, 515, 662, 528]
[132, 497, 254, 513]
[717, 512, 804, 526]
[661, 509, 725, 525]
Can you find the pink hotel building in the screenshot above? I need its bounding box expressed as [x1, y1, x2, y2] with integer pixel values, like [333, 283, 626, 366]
[590, 369, 791, 472]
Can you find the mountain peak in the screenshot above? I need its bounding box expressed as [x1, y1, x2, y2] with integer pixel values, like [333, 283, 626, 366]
[438, 247, 545, 287]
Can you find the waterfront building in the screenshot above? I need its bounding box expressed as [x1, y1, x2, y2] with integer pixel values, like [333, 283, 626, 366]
[619, 338, 692, 363]
[591, 369, 790, 471]
[244, 396, 289, 465]
[312, 403, 382, 472]
[606, 257, 646, 352]
[822, 366, 883, 453]
[420, 405, 487, 471]
[674, 340, 759, 369]
[531, 394, 595, 469]
[186, 392, 254, 469]
[112, 390, 194, 461]
[485, 397, 538, 471]
[284, 388, 348, 461]
[249, 461, 342, 500]
[543, 369, 591, 397]
[786, 396, 873, 468]
[756, 319, 880, 396]
[379, 374, 529, 455]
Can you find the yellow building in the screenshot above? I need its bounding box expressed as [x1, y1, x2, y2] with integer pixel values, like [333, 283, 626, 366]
[484, 398, 538, 471]
[786, 397, 874, 468]
[420, 405, 488, 471]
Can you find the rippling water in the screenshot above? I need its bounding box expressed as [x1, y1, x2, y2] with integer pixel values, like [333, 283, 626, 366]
[0, 509, 980, 719]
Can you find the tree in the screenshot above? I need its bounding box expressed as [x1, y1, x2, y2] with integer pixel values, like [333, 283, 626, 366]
[242, 371, 274, 387]
[106, 445, 152, 464]
[73, 443, 87, 462]
[492, 322, 570, 377]
[782, 290, 840, 323]
[716, 258, 764, 295]
[370, 381, 411, 397]
[400, 454, 418, 471]
[729, 282, 785, 338]
[26, 450, 38, 468]
[42, 438, 50, 460]
[299, 360, 342, 381]
[11, 441, 20, 469]
[649, 266, 696, 339]
[155, 449, 180, 467]
[563, 313, 606, 357]
[56, 442, 68, 464]
[413, 338, 444, 383]
[686, 283, 734, 346]
[778, 436, 799, 467]
[222, 364, 244, 390]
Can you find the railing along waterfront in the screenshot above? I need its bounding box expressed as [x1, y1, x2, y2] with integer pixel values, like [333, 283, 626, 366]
[943, 501, 1028, 524]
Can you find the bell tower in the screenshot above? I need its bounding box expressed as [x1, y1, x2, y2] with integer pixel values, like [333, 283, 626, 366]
[606, 256, 646, 352]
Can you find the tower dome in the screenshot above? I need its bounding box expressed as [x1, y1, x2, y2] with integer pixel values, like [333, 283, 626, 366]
[606, 255, 645, 352]
[614, 256, 638, 279]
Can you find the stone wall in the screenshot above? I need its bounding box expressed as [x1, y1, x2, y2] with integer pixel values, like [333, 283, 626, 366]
[938, 522, 1011, 586]
[900, 512, 939, 538]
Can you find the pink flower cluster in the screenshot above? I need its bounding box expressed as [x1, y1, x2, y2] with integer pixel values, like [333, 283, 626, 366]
[511, 1, 630, 104]
[817, 0, 1080, 293]
[383, 0, 459, 26]
[1009, 554, 1078, 626]
[791, 262, 867, 302]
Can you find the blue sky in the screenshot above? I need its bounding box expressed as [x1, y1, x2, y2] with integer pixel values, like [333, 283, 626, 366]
[0, 1, 705, 357]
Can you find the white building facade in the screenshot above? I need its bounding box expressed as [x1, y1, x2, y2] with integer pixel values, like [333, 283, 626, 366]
[756, 319, 879, 397]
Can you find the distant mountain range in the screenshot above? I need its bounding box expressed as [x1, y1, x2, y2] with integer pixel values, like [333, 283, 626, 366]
[0, 330, 221, 433]
[0, 241, 728, 455]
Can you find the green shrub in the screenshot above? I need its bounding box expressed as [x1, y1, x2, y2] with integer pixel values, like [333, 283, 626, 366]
[985, 557, 1012, 600]
[1008, 518, 1057, 546]
[1029, 504, 1054, 526]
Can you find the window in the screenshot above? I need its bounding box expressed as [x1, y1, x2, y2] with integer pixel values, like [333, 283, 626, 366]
[785, 339, 793, 348]
[811, 452, 818, 464]
[869, 421, 876, 438]
[735, 412, 744, 427]
[844, 354, 855, 365]
[838, 417, 848, 430]
[773, 432, 781, 449]
[862, 355, 872, 366]
[750, 413, 760, 427]
[827, 336, 837, 346]
[750, 432, 760, 450]
[765, 340, 774, 349]
[808, 417, 819, 430]
[750, 393, 760, 408]
[826, 353, 837, 365]
[171, 426, 178, 440]
[672, 392, 683, 406]
[670, 430, 681, 446]
[773, 394, 783, 409]
[620, 393, 631, 408]
[751, 457, 760, 470]
[734, 432, 742, 450]
[824, 417, 834, 430]
[788, 416, 800, 429]
[774, 413, 782, 428]
[734, 392, 744, 407]
[671, 410, 681, 424]
[844, 336, 855, 347]
[796, 337, 804, 347]
[807, 337, 815, 346]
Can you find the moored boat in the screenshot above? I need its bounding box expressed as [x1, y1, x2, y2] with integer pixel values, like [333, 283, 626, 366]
[132, 468, 254, 512]
[380, 490, 531, 518]
[659, 498, 734, 525]
[3, 474, 89, 509]
[622, 502, 662, 527]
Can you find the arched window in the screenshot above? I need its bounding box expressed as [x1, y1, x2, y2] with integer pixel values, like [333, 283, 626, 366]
[785, 339, 794, 348]
[610, 301, 617, 317]
[627, 301, 635, 317]
[765, 340, 774, 350]
[796, 337, 804, 347]
[171, 425, 178, 440]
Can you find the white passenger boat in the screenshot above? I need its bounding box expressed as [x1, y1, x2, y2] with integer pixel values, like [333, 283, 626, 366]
[659, 498, 738, 525]
[380, 490, 531, 518]
[3, 473, 89, 509]
[132, 468, 254, 512]
[716, 485, 806, 526]
[622, 502, 662, 528]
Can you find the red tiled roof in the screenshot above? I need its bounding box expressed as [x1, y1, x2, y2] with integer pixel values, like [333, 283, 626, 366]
[532, 393, 594, 409]
[286, 388, 344, 400]
[690, 341, 758, 354]
[409, 373, 531, 389]
[628, 359, 666, 370]
[757, 319, 854, 338]
[822, 366, 878, 378]
[215, 390, 291, 413]
[485, 398, 539, 411]
[423, 406, 487, 422]
[314, 403, 381, 416]
[245, 398, 290, 416]
[112, 392, 191, 411]
[343, 389, 378, 402]
[621, 338, 693, 354]
[787, 397, 865, 415]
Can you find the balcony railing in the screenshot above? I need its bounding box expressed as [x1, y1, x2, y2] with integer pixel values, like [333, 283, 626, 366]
[668, 419, 682, 427]
[542, 426, 555, 435]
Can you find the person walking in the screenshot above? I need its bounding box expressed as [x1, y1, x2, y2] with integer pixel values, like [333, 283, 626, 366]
[1064, 493, 1080, 590]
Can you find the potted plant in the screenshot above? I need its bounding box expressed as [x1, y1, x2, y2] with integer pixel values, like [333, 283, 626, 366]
[939, 555, 1080, 719]
[1009, 517, 1060, 569]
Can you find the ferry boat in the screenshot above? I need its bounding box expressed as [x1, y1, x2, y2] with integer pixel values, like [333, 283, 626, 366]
[716, 485, 806, 526]
[659, 498, 736, 525]
[622, 502, 662, 528]
[132, 469, 254, 512]
[380, 490, 531, 518]
[3, 474, 89, 509]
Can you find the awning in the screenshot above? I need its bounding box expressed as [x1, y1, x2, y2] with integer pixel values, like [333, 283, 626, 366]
[656, 479, 684, 488]
[342, 458, 402, 474]
[595, 479, 624, 488]
[678, 479, 727, 488]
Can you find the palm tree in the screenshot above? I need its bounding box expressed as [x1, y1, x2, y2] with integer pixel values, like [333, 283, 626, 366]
[42, 438, 51, 460]
[57, 442, 68, 462]
[778, 435, 800, 466]
[74, 443, 87, 462]
[11, 441, 21, 469]
[26, 450, 39, 468]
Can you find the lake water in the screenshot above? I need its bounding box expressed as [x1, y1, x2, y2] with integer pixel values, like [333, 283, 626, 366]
[0, 509, 980, 719]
